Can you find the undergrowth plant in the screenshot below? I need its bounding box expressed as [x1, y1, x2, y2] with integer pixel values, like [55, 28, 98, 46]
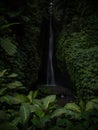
[0, 69, 98, 130]
[0, 69, 26, 130]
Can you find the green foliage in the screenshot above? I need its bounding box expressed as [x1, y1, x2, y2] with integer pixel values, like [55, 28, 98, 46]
[0, 37, 17, 55]
[19, 95, 98, 130]
[0, 0, 98, 129]
[56, 16, 98, 100]
[0, 70, 25, 129]
[0, 71, 98, 130]
[51, 99, 98, 130]
[0, 70, 28, 105]
[0, 37, 17, 56]
[19, 103, 31, 130]
[42, 95, 56, 109]
[28, 95, 57, 129]
[0, 0, 44, 86]
[0, 69, 39, 130]
[65, 102, 81, 113]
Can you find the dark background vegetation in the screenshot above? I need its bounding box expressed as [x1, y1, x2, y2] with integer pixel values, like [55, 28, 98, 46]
[0, 0, 98, 99]
[0, 0, 98, 130]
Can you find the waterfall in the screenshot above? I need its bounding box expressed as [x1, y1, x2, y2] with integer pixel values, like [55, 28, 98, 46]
[46, 1, 55, 86]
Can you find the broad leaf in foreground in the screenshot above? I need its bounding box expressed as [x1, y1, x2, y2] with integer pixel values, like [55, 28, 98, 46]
[19, 103, 31, 124]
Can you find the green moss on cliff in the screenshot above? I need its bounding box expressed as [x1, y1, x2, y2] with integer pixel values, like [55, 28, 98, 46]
[56, 16, 98, 100]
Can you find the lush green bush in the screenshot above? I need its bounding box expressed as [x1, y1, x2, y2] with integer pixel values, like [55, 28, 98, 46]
[0, 69, 98, 130]
[0, 0, 45, 86]
[56, 16, 98, 100]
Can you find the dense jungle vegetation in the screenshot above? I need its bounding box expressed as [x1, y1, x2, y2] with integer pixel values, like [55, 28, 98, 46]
[0, 0, 98, 130]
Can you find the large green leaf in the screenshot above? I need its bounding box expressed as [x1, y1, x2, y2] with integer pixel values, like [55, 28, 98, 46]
[90, 98, 98, 104]
[43, 95, 56, 109]
[0, 95, 12, 104]
[51, 108, 67, 118]
[64, 103, 81, 113]
[27, 91, 38, 104]
[19, 103, 31, 124]
[0, 69, 7, 77]
[14, 94, 29, 103]
[86, 98, 98, 110]
[35, 109, 45, 118]
[85, 101, 94, 111]
[0, 94, 29, 104]
[29, 104, 42, 113]
[32, 90, 38, 99]
[7, 81, 23, 89]
[27, 91, 33, 103]
[0, 37, 17, 55]
[52, 108, 81, 119]
[33, 99, 42, 108]
[7, 73, 18, 78]
[0, 88, 7, 96]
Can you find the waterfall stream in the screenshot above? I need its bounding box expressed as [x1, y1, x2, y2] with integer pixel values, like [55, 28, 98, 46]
[37, 1, 74, 102]
[46, 1, 55, 86]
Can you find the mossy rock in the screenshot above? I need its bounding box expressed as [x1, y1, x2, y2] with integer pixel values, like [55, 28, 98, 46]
[38, 85, 73, 96]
